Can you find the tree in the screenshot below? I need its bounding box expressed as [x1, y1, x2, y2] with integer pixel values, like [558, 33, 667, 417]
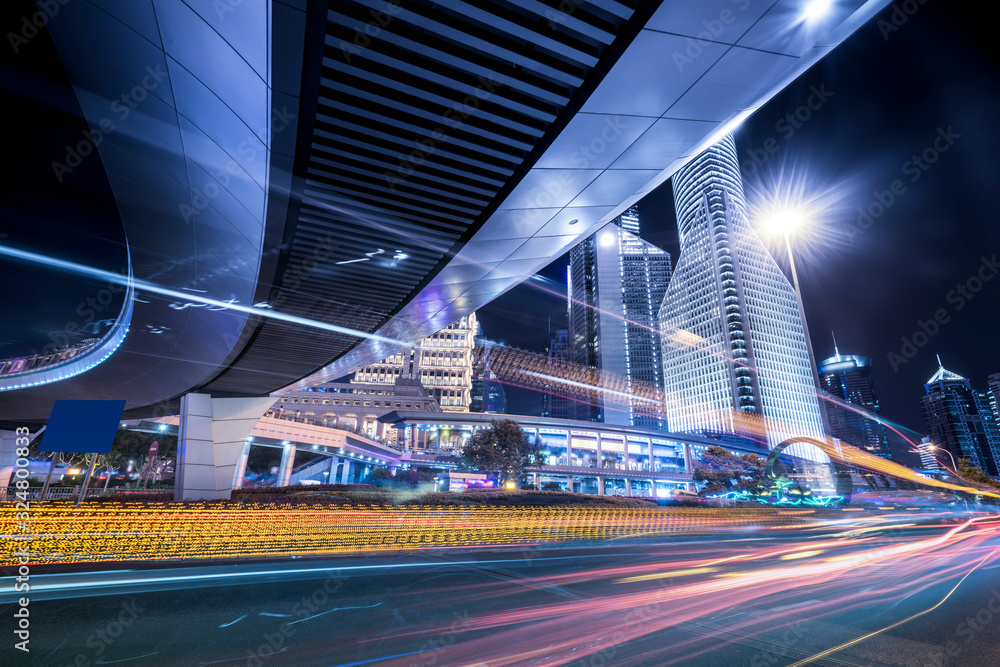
[692, 445, 765, 496]
[957, 458, 1000, 490]
[461, 419, 544, 484]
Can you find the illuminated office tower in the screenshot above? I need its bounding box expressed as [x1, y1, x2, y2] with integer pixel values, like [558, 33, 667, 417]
[987, 371, 1000, 426]
[818, 344, 891, 458]
[659, 134, 825, 452]
[568, 206, 671, 428]
[921, 360, 1000, 476]
[542, 327, 572, 419]
[353, 313, 477, 411]
[918, 436, 942, 470]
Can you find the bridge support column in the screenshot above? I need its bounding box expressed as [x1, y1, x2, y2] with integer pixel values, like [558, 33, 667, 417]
[232, 441, 251, 490]
[328, 457, 339, 483]
[683, 444, 693, 473]
[340, 459, 352, 484]
[175, 394, 275, 501]
[277, 443, 296, 487]
[596, 474, 604, 496]
[1, 430, 21, 469]
[625, 478, 632, 497]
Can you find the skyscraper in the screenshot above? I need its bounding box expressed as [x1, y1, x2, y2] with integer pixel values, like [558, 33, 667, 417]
[353, 313, 477, 411]
[921, 360, 1000, 476]
[987, 371, 1000, 426]
[470, 331, 507, 414]
[568, 206, 671, 428]
[918, 436, 942, 470]
[659, 134, 826, 452]
[542, 327, 572, 420]
[818, 342, 891, 458]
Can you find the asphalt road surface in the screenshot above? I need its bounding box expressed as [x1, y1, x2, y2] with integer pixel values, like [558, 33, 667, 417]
[5, 514, 1000, 666]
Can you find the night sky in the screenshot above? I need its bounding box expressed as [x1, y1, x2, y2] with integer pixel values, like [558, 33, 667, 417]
[478, 2, 1000, 463]
[3, 2, 1000, 464]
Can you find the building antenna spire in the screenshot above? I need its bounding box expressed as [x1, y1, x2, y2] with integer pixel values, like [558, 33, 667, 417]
[936, 353, 943, 368]
[831, 331, 839, 358]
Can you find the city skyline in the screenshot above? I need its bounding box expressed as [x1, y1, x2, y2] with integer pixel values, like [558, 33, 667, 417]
[477, 2, 1000, 465]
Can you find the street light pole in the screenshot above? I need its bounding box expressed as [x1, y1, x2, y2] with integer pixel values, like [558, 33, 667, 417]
[930, 445, 958, 471]
[781, 231, 831, 434]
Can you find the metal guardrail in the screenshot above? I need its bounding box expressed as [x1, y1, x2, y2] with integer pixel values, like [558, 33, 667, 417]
[0, 486, 162, 502]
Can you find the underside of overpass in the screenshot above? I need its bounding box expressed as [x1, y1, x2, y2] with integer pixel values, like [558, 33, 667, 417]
[1, 0, 892, 422]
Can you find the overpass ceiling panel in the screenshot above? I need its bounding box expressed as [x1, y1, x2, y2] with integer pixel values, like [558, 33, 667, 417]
[665, 47, 798, 122]
[465, 208, 562, 242]
[645, 0, 773, 41]
[459, 276, 522, 299]
[411, 281, 476, 302]
[186, 208, 262, 288]
[52, 3, 173, 107]
[179, 118, 267, 222]
[429, 262, 501, 286]
[456, 238, 528, 265]
[484, 258, 552, 281]
[738, 1, 870, 56]
[93, 135, 189, 210]
[498, 169, 603, 210]
[580, 30, 728, 117]
[507, 234, 581, 262]
[154, 0, 269, 143]
[181, 0, 270, 79]
[185, 161, 265, 247]
[535, 206, 617, 237]
[567, 169, 662, 207]
[168, 64, 268, 190]
[88, 0, 163, 46]
[609, 117, 716, 170]
[534, 114, 658, 170]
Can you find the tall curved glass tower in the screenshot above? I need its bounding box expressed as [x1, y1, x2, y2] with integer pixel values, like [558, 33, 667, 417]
[659, 134, 825, 453]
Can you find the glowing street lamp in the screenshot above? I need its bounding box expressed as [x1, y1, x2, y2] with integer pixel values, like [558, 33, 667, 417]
[762, 208, 830, 432]
[802, 0, 835, 22]
[927, 444, 957, 471]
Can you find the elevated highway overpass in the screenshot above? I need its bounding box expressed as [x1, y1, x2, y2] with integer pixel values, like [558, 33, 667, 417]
[2, 0, 893, 422]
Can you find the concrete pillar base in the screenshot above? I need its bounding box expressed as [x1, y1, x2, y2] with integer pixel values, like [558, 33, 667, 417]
[174, 394, 275, 501]
[277, 444, 296, 487]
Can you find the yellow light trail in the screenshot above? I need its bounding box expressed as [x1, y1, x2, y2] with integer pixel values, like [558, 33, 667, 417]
[788, 546, 1000, 667]
[0, 504, 856, 566]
